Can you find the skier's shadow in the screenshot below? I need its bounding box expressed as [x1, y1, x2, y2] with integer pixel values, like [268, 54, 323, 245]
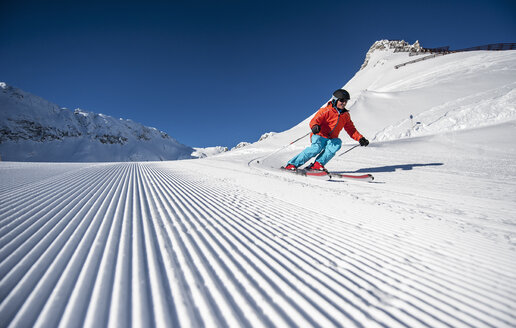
[334, 162, 444, 174]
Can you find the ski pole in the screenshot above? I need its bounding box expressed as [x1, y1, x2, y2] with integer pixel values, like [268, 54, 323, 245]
[338, 144, 360, 157]
[287, 131, 311, 146]
[256, 131, 310, 163]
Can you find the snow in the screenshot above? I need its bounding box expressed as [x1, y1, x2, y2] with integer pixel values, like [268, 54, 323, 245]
[1, 41, 515, 327]
[191, 145, 229, 158]
[0, 84, 194, 162]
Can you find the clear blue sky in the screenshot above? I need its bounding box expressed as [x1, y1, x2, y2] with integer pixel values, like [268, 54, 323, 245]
[1, 0, 515, 147]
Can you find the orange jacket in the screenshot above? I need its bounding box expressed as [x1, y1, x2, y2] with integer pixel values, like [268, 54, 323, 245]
[310, 101, 363, 141]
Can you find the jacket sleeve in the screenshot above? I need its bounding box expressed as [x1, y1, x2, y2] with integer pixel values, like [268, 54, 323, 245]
[343, 115, 363, 141]
[310, 108, 326, 129]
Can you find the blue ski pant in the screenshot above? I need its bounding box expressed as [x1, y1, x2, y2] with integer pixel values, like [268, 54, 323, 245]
[288, 135, 342, 167]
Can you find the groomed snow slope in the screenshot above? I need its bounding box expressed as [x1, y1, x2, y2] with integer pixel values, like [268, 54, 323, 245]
[1, 45, 515, 327]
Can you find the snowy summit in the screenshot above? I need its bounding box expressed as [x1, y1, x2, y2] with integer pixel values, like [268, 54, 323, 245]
[0, 82, 194, 162]
[1, 40, 515, 327]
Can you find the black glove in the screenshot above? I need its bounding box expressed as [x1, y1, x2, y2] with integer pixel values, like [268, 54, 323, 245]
[311, 124, 320, 134]
[359, 137, 369, 147]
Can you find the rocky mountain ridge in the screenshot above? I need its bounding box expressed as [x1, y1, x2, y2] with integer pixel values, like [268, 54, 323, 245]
[360, 39, 423, 70]
[0, 82, 194, 162]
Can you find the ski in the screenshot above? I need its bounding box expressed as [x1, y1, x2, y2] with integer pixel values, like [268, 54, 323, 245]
[281, 167, 330, 179]
[328, 172, 374, 182]
[280, 167, 374, 182]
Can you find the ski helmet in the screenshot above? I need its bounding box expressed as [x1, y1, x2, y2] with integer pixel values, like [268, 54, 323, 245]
[331, 89, 350, 109]
[333, 89, 350, 100]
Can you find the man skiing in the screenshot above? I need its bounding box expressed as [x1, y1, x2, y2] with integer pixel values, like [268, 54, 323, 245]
[284, 89, 369, 171]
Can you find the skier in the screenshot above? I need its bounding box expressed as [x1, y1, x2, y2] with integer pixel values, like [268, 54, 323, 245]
[284, 89, 369, 171]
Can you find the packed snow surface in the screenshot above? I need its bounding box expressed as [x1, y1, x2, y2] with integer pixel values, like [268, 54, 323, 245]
[1, 44, 515, 327]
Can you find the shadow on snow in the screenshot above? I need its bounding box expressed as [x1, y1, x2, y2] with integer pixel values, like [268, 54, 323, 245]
[335, 162, 444, 174]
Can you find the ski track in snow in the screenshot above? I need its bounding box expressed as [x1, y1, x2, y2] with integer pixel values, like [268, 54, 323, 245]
[1, 162, 515, 328]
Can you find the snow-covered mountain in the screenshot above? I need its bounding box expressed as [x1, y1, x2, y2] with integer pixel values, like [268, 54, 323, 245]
[1, 41, 515, 328]
[347, 40, 516, 141]
[245, 39, 515, 157]
[0, 82, 194, 162]
[192, 131, 277, 158]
